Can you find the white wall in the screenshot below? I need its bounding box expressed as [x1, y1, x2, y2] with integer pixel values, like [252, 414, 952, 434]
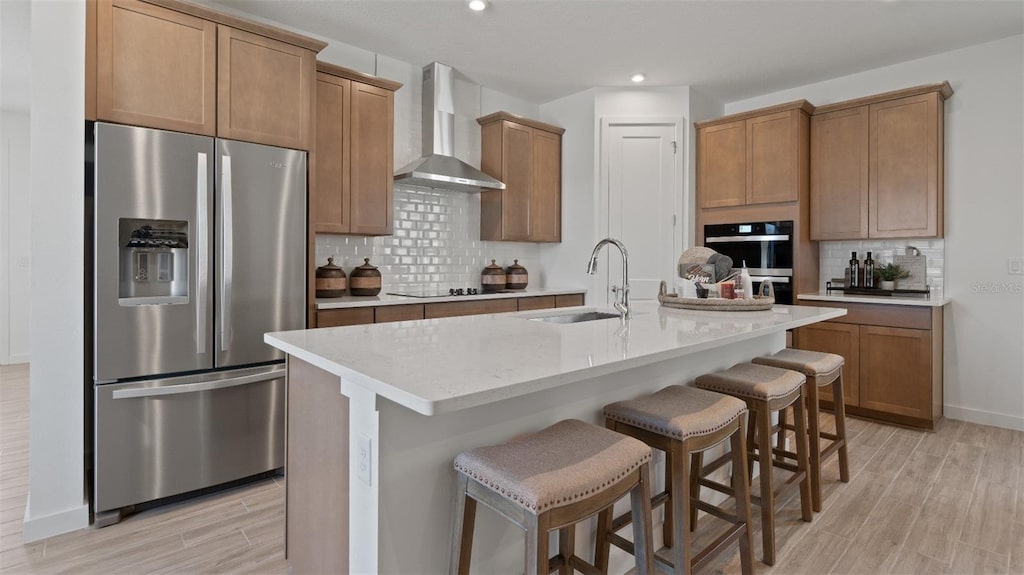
[726, 35, 1024, 430]
[0, 112, 31, 365]
[23, 0, 89, 542]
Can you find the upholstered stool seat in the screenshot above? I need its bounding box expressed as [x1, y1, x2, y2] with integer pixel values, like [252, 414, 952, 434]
[753, 349, 850, 512]
[695, 363, 813, 566]
[451, 419, 656, 575]
[601, 386, 755, 575]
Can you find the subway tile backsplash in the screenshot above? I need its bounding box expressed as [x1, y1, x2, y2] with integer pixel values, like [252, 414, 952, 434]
[819, 239, 944, 291]
[315, 185, 541, 292]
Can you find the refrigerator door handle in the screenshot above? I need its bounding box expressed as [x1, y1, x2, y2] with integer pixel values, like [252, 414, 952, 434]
[220, 155, 233, 352]
[196, 152, 208, 354]
[111, 368, 285, 399]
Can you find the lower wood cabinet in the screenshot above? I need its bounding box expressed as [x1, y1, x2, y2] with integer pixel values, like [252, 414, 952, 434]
[316, 308, 374, 328]
[795, 301, 943, 429]
[424, 299, 518, 319]
[517, 296, 556, 311]
[554, 294, 585, 308]
[374, 304, 424, 324]
[315, 293, 586, 327]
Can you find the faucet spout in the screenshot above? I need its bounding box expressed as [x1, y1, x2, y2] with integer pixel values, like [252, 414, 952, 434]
[586, 238, 630, 319]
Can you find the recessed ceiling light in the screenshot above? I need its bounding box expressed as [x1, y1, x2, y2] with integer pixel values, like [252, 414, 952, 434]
[468, 0, 488, 11]
[631, 73, 646, 83]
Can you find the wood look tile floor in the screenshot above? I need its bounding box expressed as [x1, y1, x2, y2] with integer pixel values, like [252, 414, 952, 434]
[2, 362, 1023, 574]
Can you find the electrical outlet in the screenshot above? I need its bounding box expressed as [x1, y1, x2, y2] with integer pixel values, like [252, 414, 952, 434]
[1009, 258, 1024, 275]
[357, 433, 372, 486]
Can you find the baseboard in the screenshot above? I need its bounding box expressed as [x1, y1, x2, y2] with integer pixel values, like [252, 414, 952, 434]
[945, 405, 1024, 432]
[21, 497, 89, 543]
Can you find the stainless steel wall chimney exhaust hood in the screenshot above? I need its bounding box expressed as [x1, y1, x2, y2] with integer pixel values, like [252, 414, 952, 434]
[393, 62, 506, 193]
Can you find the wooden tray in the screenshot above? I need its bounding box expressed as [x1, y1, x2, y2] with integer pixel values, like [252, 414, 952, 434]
[658, 281, 774, 311]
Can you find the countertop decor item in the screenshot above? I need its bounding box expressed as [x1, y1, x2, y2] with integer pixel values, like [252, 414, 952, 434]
[505, 259, 528, 290]
[657, 281, 774, 311]
[316, 257, 348, 298]
[874, 263, 910, 290]
[481, 260, 507, 293]
[349, 258, 382, 296]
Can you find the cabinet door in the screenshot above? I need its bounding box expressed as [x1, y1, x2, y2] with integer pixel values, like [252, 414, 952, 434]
[424, 299, 518, 319]
[858, 325, 931, 419]
[795, 322, 860, 407]
[317, 308, 374, 327]
[217, 26, 314, 150]
[349, 82, 395, 235]
[747, 110, 800, 205]
[96, 0, 216, 135]
[500, 121, 534, 241]
[810, 107, 869, 240]
[869, 92, 941, 238]
[698, 120, 746, 208]
[313, 74, 350, 234]
[530, 130, 561, 242]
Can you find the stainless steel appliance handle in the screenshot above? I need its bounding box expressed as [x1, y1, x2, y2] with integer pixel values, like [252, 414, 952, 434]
[221, 155, 233, 352]
[196, 152, 208, 354]
[111, 368, 285, 399]
[750, 276, 791, 284]
[705, 234, 790, 243]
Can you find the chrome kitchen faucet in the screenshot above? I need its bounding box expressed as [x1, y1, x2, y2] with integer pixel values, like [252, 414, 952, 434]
[587, 238, 630, 319]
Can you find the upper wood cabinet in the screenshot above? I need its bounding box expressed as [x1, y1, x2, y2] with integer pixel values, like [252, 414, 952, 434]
[311, 63, 401, 236]
[217, 26, 314, 151]
[89, 0, 325, 149]
[810, 83, 952, 240]
[696, 101, 812, 210]
[95, 0, 217, 135]
[478, 112, 565, 243]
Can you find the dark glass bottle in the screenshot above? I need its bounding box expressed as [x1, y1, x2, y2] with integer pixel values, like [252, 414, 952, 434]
[849, 251, 860, 288]
[863, 251, 875, 288]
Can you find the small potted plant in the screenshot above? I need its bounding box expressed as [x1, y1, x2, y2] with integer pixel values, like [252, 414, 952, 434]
[874, 263, 910, 290]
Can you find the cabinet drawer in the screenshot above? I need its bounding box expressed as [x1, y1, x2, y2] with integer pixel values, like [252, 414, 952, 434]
[374, 304, 424, 323]
[317, 308, 374, 327]
[555, 294, 585, 308]
[799, 300, 931, 330]
[518, 296, 556, 311]
[424, 299, 518, 319]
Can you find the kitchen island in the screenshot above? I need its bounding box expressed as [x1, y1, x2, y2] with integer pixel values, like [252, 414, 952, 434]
[265, 301, 845, 574]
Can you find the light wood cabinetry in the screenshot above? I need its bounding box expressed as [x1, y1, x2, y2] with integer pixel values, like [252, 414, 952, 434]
[95, 0, 217, 135]
[696, 101, 811, 210]
[425, 299, 518, 319]
[374, 305, 424, 324]
[312, 63, 400, 236]
[89, 0, 326, 149]
[478, 112, 564, 242]
[795, 300, 943, 429]
[217, 26, 314, 151]
[810, 83, 951, 240]
[314, 293, 585, 327]
[317, 308, 374, 328]
[555, 294, 586, 308]
[517, 296, 556, 311]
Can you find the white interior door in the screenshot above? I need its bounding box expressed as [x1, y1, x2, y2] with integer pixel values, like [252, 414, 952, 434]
[602, 121, 681, 304]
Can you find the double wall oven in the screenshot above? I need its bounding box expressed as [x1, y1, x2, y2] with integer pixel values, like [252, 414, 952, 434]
[704, 221, 794, 304]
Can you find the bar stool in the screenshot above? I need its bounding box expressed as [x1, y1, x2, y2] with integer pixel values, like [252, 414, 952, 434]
[752, 349, 850, 512]
[450, 419, 655, 575]
[694, 363, 813, 566]
[600, 385, 754, 575]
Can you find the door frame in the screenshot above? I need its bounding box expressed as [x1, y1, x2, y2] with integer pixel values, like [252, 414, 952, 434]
[597, 116, 686, 305]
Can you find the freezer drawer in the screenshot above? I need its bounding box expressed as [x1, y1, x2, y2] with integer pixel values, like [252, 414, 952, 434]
[94, 366, 285, 514]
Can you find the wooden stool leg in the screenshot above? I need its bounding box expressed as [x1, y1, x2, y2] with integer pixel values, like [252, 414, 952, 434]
[594, 505, 612, 572]
[558, 526, 574, 575]
[689, 451, 703, 532]
[792, 392, 814, 522]
[525, 513, 549, 575]
[663, 449, 674, 550]
[755, 405, 776, 565]
[450, 473, 476, 575]
[731, 419, 755, 575]
[630, 463, 656, 575]
[775, 406, 788, 464]
[833, 373, 851, 483]
[669, 441, 691, 575]
[805, 380, 823, 512]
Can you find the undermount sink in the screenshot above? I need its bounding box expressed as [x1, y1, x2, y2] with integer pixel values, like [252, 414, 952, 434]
[529, 311, 622, 324]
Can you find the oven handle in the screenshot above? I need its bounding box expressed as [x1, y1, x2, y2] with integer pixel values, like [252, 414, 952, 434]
[705, 234, 790, 243]
[750, 276, 791, 284]
[111, 368, 285, 399]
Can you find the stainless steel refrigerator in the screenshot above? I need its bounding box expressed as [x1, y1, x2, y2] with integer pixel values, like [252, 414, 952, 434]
[91, 122, 305, 523]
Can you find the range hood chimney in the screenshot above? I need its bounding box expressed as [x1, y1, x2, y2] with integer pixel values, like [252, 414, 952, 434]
[393, 62, 506, 193]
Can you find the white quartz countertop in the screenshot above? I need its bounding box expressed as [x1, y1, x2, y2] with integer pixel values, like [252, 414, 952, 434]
[798, 291, 951, 307]
[266, 301, 845, 416]
[315, 287, 587, 309]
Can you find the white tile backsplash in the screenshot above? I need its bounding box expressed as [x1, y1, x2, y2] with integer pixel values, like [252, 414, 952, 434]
[819, 239, 944, 291]
[316, 186, 541, 292]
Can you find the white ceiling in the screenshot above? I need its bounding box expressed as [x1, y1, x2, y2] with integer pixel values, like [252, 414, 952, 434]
[212, 0, 1024, 104]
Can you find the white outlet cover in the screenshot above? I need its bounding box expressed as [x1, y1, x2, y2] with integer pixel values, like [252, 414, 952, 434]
[357, 433, 372, 486]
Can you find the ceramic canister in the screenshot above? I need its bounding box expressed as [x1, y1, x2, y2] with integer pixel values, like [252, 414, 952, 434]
[505, 259, 528, 290]
[349, 258, 382, 296]
[315, 257, 347, 298]
[481, 260, 507, 293]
